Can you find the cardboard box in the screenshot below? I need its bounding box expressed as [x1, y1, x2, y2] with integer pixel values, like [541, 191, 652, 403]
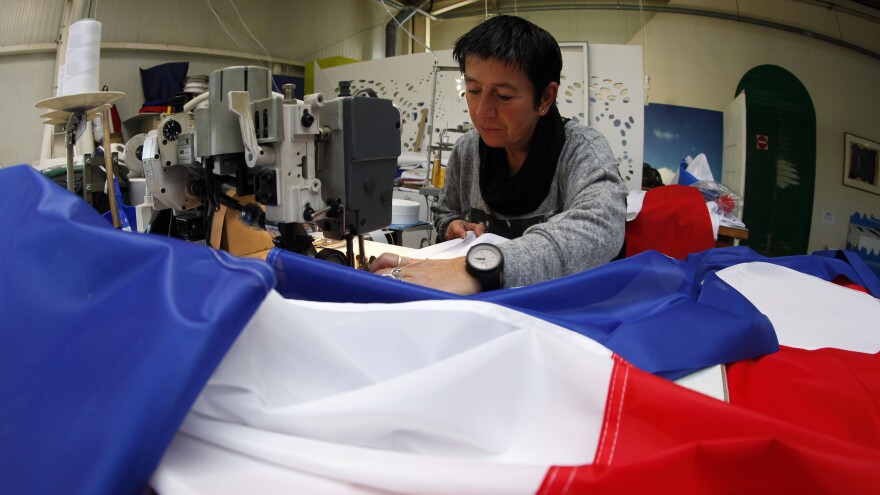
[210, 193, 276, 258]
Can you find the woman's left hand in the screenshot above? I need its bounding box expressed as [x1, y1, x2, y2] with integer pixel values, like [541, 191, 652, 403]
[369, 253, 482, 295]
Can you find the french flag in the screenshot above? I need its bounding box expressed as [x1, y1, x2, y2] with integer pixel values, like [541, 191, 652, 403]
[2, 165, 879, 494]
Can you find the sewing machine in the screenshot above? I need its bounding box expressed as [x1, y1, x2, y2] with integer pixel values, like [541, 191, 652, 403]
[133, 66, 401, 265]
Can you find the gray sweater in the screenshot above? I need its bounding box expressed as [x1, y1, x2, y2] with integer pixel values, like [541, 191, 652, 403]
[432, 121, 628, 288]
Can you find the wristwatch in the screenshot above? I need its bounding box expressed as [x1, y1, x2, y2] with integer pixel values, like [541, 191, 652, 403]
[465, 243, 504, 291]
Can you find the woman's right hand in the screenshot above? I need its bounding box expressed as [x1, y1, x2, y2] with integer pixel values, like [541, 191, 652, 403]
[445, 219, 486, 240]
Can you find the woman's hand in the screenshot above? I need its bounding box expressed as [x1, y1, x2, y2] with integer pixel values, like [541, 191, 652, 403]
[445, 220, 486, 240]
[369, 253, 482, 295]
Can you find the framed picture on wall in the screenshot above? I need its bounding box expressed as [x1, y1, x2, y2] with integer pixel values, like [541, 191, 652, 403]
[843, 133, 880, 195]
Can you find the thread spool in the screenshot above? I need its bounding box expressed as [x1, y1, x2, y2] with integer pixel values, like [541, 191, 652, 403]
[63, 19, 101, 96]
[431, 155, 443, 187]
[182, 75, 209, 95]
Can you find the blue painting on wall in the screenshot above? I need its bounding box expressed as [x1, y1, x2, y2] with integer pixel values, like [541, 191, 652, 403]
[644, 103, 723, 186]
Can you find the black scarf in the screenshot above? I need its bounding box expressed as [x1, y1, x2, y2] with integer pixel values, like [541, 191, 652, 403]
[478, 105, 567, 216]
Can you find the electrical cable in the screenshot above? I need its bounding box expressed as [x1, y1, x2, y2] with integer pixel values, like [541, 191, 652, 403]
[308, 19, 389, 60]
[836, 9, 843, 40]
[205, 0, 248, 53]
[224, 0, 281, 91]
[423, 195, 431, 223]
[203, 159, 217, 247]
[182, 91, 209, 113]
[226, 0, 273, 60]
[422, 192, 438, 245]
[204, 206, 214, 247]
[204, 0, 278, 90]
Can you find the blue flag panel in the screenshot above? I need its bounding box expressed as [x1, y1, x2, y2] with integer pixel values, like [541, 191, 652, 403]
[0, 166, 275, 494]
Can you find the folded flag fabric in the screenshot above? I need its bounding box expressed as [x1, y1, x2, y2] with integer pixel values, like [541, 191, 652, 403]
[624, 184, 716, 259]
[269, 243, 879, 380]
[153, 262, 880, 494]
[154, 292, 618, 494]
[0, 166, 275, 494]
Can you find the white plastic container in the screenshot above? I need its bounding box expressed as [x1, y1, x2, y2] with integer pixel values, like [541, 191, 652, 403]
[391, 199, 420, 225]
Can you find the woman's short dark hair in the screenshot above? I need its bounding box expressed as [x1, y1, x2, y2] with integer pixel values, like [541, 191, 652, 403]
[452, 15, 562, 108]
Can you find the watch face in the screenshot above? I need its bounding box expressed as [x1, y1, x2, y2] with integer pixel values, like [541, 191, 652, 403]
[467, 244, 501, 270]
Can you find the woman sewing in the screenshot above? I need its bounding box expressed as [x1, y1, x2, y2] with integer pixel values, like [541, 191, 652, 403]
[370, 15, 627, 294]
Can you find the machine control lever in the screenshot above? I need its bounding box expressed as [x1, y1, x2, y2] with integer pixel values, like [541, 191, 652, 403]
[228, 91, 273, 168]
[303, 197, 343, 222]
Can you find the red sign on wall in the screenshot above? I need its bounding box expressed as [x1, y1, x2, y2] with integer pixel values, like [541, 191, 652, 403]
[756, 135, 769, 150]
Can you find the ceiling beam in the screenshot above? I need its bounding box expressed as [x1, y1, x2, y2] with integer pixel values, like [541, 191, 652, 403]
[433, 0, 484, 15]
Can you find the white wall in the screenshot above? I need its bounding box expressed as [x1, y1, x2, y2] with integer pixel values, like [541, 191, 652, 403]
[0, 53, 56, 168]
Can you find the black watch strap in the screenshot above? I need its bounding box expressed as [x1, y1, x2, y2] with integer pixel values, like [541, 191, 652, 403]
[475, 269, 503, 291]
[465, 244, 504, 291]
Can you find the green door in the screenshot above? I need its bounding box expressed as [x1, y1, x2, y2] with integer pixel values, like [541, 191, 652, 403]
[736, 65, 816, 256]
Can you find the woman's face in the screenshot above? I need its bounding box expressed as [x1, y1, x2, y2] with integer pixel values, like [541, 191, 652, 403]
[463, 55, 553, 153]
